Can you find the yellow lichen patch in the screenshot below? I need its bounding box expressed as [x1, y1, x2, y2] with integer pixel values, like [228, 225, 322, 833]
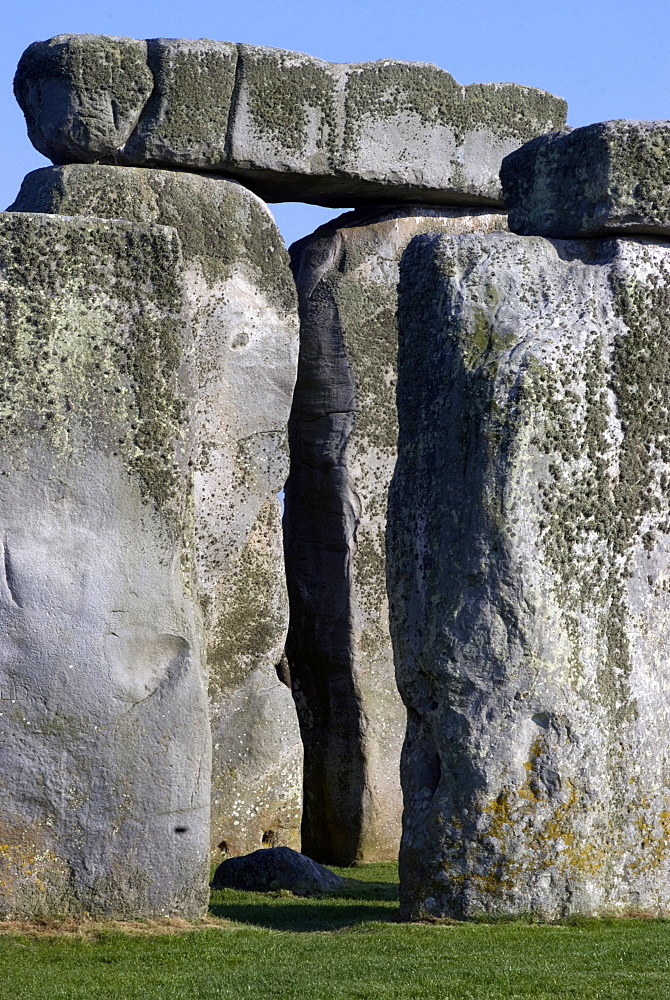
[0, 841, 60, 895]
[625, 796, 670, 878]
[449, 742, 610, 902]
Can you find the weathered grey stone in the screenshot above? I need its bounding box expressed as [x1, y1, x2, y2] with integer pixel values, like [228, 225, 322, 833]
[15, 34, 568, 207]
[211, 845, 343, 895]
[209, 499, 302, 858]
[120, 38, 238, 168]
[501, 121, 670, 238]
[9, 164, 302, 860]
[14, 34, 153, 164]
[284, 206, 507, 864]
[0, 211, 209, 918]
[336, 67, 566, 207]
[224, 43, 341, 199]
[389, 230, 670, 920]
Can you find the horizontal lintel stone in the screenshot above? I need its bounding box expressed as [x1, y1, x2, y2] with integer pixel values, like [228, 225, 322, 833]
[14, 34, 568, 207]
[501, 120, 670, 238]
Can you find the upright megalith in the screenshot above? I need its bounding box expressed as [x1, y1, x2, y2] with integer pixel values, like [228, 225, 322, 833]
[285, 205, 507, 864]
[14, 34, 568, 207]
[0, 211, 209, 918]
[9, 164, 302, 860]
[389, 229, 670, 920]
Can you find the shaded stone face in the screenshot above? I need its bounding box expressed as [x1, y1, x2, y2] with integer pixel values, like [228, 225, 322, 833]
[0, 211, 209, 918]
[14, 34, 153, 164]
[389, 230, 670, 920]
[285, 206, 507, 865]
[120, 38, 238, 168]
[15, 34, 568, 207]
[501, 121, 670, 239]
[9, 165, 302, 861]
[211, 845, 344, 895]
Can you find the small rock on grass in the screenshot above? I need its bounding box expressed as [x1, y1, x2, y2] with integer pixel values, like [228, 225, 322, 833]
[211, 847, 344, 896]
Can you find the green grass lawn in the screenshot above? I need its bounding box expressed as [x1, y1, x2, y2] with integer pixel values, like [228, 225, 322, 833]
[0, 863, 669, 999]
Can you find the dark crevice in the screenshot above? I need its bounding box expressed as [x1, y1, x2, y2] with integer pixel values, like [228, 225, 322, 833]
[283, 228, 368, 866]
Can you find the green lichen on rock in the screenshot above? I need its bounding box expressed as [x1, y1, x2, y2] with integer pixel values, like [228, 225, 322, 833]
[0, 208, 211, 920]
[122, 38, 238, 165]
[519, 248, 670, 723]
[344, 62, 566, 149]
[0, 211, 186, 509]
[15, 34, 567, 207]
[610, 260, 670, 544]
[9, 167, 301, 866]
[389, 230, 670, 921]
[502, 121, 670, 239]
[207, 497, 288, 699]
[285, 206, 508, 865]
[10, 165, 296, 312]
[237, 45, 339, 160]
[14, 34, 153, 163]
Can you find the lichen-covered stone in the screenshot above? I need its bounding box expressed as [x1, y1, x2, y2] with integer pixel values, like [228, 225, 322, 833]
[15, 34, 567, 207]
[285, 206, 507, 864]
[501, 121, 670, 238]
[120, 38, 238, 168]
[338, 66, 566, 207]
[209, 498, 302, 858]
[10, 164, 302, 860]
[389, 229, 670, 920]
[14, 34, 153, 164]
[225, 43, 341, 196]
[0, 211, 209, 918]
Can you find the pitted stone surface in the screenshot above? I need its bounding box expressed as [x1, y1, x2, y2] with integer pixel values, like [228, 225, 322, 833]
[14, 34, 153, 165]
[501, 121, 670, 238]
[285, 205, 507, 864]
[120, 38, 238, 168]
[15, 34, 567, 207]
[389, 230, 670, 920]
[0, 211, 209, 918]
[10, 164, 302, 860]
[211, 846, 343, 895]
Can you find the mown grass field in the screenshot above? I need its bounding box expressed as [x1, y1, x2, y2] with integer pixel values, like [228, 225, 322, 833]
[0, 863, 669, 999]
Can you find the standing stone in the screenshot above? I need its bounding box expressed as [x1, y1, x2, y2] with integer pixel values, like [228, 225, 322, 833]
[285, 206, 507, 864]
[0, 211, 209, 918]
[15, 34, 568, 207]
[10, 164, 302, 860]
[501, 121, 670, 239]
[389, 229, 670, 920]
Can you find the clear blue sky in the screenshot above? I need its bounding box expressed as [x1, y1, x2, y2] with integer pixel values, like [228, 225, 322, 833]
[1, 0, 668, 247]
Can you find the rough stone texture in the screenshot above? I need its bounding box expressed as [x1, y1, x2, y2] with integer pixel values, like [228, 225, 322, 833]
[211, 846, 343, 894]
[120, 38, 238, 168]
[388, 229, 670, 920]
[333, 66, 565, 208]
[0, 211, 209, 918]
[10, 164, 302, 860]
[15, 34, 568, 207]
[501, 121, 670, 239]
[284, 206, 508, 865]
[14, 34, 153, 164]
[224, 43, 340, 200]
